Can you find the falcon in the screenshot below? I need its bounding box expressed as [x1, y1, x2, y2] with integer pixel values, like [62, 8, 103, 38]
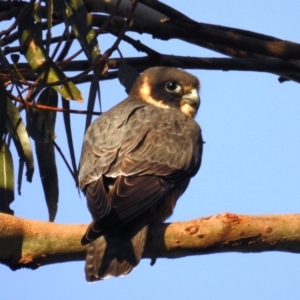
[79, 67, 203, 281]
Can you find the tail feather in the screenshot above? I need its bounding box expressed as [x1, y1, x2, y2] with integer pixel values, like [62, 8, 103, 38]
[85, 224, 148, 281]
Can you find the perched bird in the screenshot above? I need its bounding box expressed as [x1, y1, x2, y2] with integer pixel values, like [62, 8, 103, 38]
[79, 67, 203, 281]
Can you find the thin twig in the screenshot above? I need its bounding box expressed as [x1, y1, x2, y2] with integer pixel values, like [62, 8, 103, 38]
[53, 141, 77, 185]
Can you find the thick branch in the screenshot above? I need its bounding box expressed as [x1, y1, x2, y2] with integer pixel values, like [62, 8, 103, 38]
[3, 57, 300, 85]
[2, 1, 300, 84]
[0, 213, 87, 270]
[87, 1, 300, 83]
[144, 213, 300, 259]
[2, 1, 300, 61]
[1, 213, 300, 271]
[88, 6, 300, 60]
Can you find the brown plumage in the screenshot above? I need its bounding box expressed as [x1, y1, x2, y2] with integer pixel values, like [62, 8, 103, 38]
[79, 67, 203, 281]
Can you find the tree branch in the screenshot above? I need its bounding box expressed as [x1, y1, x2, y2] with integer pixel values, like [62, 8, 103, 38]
[2, 1, 300, 84]
[88, 5, 300, 60]
[1, 213, 300, 271]
[87, 0, 300, 83]
[3, 56, 300, 83]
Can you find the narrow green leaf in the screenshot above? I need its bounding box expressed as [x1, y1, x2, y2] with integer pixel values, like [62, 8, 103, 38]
[37, 89, 58, 133]
[118, 62, 140, 94]
[62, 97, 78, 186]
[45, 0, 53, 52]
[0, 79, 7, 142]
[18, 5, 83, 101]
[33, 2, 43, 22]
[27, 87, 57, 143]
[35, 88, 59, 221]
[0, 143, 14, 215]
[65, 0, 100, 62]
[35, 142, 58, 221]
[0, 47, 11, 70]
[84, 68, 101, 133]
[17, 159, 24, 195]
[27, 106, 53, 143]
[6, 98, 34, 182]
[0, 47, 17, 87]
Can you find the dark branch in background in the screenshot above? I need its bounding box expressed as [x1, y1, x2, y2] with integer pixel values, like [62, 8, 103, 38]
[53, 142, 77, 184]
[138, 0, 193, 21]
[2, 57, 300, 85]
[87, 1, 300, 83]
[97, 0, 121, 33]
[2, 0, 300, 85]
[89, 9, 300, 60]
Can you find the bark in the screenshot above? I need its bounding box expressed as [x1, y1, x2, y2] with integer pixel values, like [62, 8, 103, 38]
[2, 57, 300, 86]
[1, 1, 300, 84]
[85, 0, 300, 84]
[1, 212, 300, 271]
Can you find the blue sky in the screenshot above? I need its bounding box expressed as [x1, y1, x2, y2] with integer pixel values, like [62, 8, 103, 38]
[1, 1, 300, 299]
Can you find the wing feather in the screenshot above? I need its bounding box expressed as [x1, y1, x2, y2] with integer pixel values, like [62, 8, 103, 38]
[79, 96, 202, 232]
[79, 97, 202, 186]
[82, 174, 171, 243]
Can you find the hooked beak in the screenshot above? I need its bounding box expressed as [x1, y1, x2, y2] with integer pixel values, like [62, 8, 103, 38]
[180, 88, 200, 118]
[182, 88, 200, 107]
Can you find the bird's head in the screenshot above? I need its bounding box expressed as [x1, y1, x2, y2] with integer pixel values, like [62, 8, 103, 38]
[130, 67, 200, 118]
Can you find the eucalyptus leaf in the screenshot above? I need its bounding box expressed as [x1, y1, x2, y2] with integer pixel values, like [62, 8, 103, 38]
[0, 143, 14, 215]
[65, 0, 100, 63]
[62, 97, 78, 186]
[18, 4, 83, 101]
[0, 79, 7, 142]
[6, 98, 34, 183]
[35, 142, 58, 221]
[35, 88, 59, 221]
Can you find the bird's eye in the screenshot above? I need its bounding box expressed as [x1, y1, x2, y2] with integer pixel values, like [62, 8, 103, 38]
[165, 81, 181, 93]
